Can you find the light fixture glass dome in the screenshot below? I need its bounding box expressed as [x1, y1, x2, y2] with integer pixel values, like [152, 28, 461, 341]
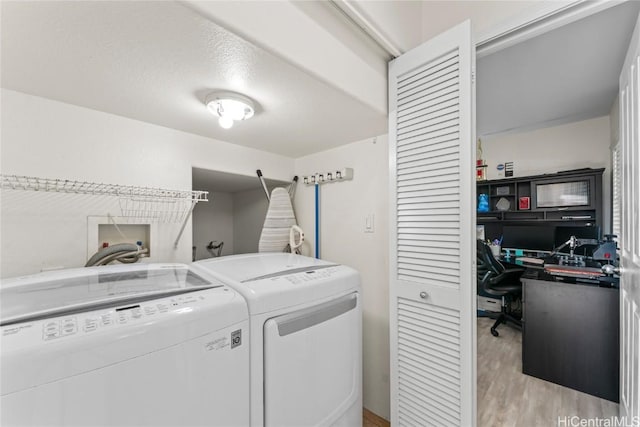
[218, 116, 234, 129]
[205, 92, 255, 129]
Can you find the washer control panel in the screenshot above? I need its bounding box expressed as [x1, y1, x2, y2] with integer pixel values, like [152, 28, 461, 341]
[36, 292, 209, 342]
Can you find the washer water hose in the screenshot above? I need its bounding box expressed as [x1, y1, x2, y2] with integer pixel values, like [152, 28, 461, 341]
[85, 243, 148, 267]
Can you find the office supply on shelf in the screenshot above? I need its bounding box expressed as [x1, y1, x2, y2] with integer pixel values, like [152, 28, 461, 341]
[478, 193, 489, 212]
[505, 162, 514, 177]
[496, 186, 510, 196]
[561, 215, 592, 220]
[495, 197, 510, 211]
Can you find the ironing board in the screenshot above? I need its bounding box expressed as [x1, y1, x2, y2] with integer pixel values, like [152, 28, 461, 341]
[258, 187, 297, 253]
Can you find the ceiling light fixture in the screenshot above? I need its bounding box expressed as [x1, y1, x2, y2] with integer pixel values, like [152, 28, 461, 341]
[205, 91, 255, 129]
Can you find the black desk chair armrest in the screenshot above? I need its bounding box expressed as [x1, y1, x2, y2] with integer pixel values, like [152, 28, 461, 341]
[488, 268, 525, 286]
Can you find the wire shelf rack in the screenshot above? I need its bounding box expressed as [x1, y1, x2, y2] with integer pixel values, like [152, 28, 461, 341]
[1, 174, 207, 201]
[1, 174, 209, 247]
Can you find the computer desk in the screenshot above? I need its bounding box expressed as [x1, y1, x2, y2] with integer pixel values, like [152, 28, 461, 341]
[520, 271, 619, 403]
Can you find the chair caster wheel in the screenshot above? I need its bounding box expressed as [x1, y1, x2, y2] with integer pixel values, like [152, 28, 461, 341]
[491, 328, 499, 337]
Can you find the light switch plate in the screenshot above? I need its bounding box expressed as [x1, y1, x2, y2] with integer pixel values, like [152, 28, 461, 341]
[364, 214, 375, 233]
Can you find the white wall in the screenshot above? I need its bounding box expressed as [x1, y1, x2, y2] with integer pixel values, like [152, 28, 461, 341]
[480, 116, 612, 232]
[0, 89, 294, 277]
[233, 188, 269, 254]
[192, 191, 234, 260]
[294, 135, 390, 420]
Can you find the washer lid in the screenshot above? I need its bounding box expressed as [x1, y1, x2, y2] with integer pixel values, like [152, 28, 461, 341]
[196, 253, 336, 283]
[1, 263, 222, 325]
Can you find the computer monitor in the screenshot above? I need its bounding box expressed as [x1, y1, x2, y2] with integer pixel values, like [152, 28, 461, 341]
[501, 225, 555, 253]
[553, 225, 600, 256]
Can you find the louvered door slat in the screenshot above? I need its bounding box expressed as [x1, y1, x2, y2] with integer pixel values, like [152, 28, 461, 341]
[399, 253, 459, 266]
[398, 68, 459, 105]
[398, 51, 459, 89]
[399, 100, 459, 127]
[397, 296, 462, 425]
[397, 195, 458, 206]
[398, 410, 430, 427]
[398, 385, 459, 426]
[398, 180, 459, 191]
[399, 114, 459, 142]
[399, 229, 460, 237]
[390, 20, 474, 427]
[400, 374, 460, 413]
[398, 239, 460, 249]
[398, 200, 459, 210]
[398, 361, 460, 402]
[398, 347, 459, 390]
[399, 154, 460, 174]
[398, 184, 459, 197]
[397, 129, 459, 153]
[399, 272, 458, 286]
[398, 90, 459, 123]
[398, 144, 459, 166]
[399, 358, 460, 396]
[398, 117, 459, 139]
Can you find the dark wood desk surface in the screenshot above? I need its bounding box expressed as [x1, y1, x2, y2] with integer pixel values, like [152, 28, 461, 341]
[522, 277, 619, 402]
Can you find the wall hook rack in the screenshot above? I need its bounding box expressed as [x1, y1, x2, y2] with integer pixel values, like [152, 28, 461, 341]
[302, 168, 354, 185]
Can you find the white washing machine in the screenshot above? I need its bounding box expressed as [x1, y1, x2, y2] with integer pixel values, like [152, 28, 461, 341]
[194, 253, 362, 427]
[1, 263, 249, 427]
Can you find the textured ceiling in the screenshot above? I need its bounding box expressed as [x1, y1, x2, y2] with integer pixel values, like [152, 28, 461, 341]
[4, 0, 637, 155]
[1, 1, 387, 158]
[477, 1, 640, 137]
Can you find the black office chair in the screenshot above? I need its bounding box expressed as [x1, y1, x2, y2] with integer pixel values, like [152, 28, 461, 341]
[477, 240, 526, 337]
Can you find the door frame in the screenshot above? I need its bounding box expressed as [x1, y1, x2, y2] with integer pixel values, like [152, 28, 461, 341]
[473, 0, 628, 421]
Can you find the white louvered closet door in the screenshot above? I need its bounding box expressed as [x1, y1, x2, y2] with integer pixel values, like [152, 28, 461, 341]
[618, 12, 640, 423]
[389, 21, 475, 427]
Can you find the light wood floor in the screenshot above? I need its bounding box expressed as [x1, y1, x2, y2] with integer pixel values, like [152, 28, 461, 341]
[363, 318, 617, 426]
[477, 317, 619, 426]
[363, 408, 390, 427]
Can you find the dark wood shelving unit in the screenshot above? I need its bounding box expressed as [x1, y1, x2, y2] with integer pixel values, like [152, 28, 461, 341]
[477, 168, 604, 241]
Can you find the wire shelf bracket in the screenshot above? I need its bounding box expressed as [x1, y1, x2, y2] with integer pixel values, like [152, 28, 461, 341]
[1, 174, 209, 249]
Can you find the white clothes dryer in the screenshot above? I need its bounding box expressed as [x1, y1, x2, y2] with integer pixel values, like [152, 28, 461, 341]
[194, 253, 362, 427]
[1, 263, 249, 427]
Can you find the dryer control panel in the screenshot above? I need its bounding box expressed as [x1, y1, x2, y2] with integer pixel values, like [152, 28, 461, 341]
[280, 267, 340, 285]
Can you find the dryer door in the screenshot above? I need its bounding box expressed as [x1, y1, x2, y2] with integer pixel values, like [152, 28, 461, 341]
[263, 292, 361, 427]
